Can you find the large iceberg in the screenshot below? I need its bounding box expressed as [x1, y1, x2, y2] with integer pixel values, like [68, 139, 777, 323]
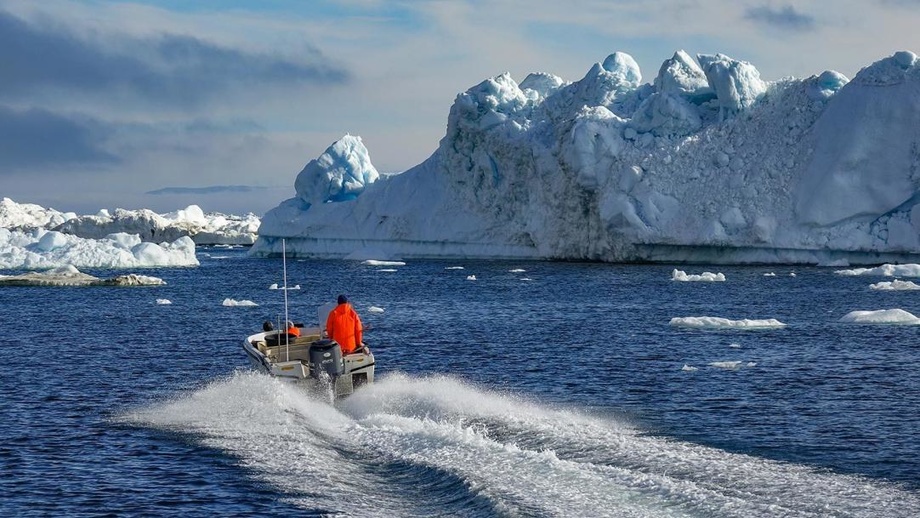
[1, 198, 260, 245]
[252, 50, 920, 264]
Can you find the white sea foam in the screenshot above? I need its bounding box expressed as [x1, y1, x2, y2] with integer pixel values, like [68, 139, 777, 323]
[710, 361, 743, 370]
[445, 266, 465, 270]
[835, 264, 920, 277]
[377, 268, 398, 273]
[122, 372, 920, 517]
[222, 298, 258, 307]
[839, 309, 920, 324]
[869, 280, 920, 291]
[509, 268, 526, 273]
[670, 316, 787, 329]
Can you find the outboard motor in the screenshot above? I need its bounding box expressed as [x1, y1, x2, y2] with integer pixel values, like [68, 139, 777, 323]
[309, 339, 344, 379]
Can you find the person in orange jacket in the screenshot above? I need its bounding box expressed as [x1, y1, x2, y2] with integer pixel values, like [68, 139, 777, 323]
[286, 321, 301, 337]
[326, 294, 364, 354]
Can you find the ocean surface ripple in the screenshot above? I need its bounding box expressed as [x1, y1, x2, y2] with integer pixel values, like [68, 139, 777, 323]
[2, 249, 918, 516]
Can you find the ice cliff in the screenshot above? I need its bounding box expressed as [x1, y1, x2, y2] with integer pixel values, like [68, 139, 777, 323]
[253, 50, 920, 264]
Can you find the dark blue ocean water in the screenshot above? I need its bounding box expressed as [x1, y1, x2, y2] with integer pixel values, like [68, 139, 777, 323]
[2, 247, 919, 517]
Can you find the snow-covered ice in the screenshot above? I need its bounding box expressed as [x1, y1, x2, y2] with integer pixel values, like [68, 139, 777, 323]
[268, 283, 301, 290]
[363, 260, 406, 266]
[671, 269, 726, 282]
[0, 229, 198, 269]
[670, 316, 787, 329]
[2, 198, 259, 245]
[222, 298, 258, 307]
[839, 309, 920, 324]
[251, 50, 920, 265]
[869, 280, 920, 290]
[836, 264, 920, 277]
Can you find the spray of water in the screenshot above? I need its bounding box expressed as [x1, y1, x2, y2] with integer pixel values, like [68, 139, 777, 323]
[123, 372, 920, 517]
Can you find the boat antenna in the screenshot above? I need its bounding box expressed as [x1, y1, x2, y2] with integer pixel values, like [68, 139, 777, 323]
[282, 238, 290, 362]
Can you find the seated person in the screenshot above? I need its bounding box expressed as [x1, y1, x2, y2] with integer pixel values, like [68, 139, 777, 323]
[286, 321, 301, 337]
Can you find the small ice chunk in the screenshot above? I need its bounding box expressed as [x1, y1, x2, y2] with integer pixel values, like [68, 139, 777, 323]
[222, 298, 258, 307]
[672, 269, 726, 282]
[869, 280, 920, 291]
[670, 316, 786, 329]
[839, 309, 920, 324]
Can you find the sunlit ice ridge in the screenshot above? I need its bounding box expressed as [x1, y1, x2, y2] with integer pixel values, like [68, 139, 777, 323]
[253, 49, 920, 265]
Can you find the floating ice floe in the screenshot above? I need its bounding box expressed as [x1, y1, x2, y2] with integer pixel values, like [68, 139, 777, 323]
[363, 259, 406, 266]
[467, 275, 477, 281]
[156, 299, 172, 305]
[0, 265, 166, 286]
[445, 266, 465, 270]
[868, 280, 920, 290]
[509, 268, 527, 273]
[670, 316, 787, 329]
[377, 268, 398, 273]
[368, 306, 385, 313]
[222, 298, 258, 307]
[763, 272, 776, 277]
[729, 343, 742, 348]
[0, 229, 198, 269]
[681, 364, 699, 372]
[839, 308, 920, 324]
[835, 264, 920, 277]
[268, 283, 301, 290]
[671, 269, 726, 282]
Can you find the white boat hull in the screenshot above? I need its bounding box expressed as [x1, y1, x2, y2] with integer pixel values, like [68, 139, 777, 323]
[243, 327, 375, 398]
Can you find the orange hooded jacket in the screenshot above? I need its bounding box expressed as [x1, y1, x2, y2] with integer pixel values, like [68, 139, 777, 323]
[326, 303, 363, 354]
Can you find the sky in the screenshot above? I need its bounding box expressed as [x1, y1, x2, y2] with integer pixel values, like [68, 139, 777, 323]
[1, 0, 918, 216]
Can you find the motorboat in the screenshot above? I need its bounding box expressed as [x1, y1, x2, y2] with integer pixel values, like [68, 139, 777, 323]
[243, 319, 375, 399]
[243, 240, 375, 398]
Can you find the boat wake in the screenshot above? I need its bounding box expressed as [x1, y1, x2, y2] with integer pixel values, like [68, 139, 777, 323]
[122, 372, 919, 517]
